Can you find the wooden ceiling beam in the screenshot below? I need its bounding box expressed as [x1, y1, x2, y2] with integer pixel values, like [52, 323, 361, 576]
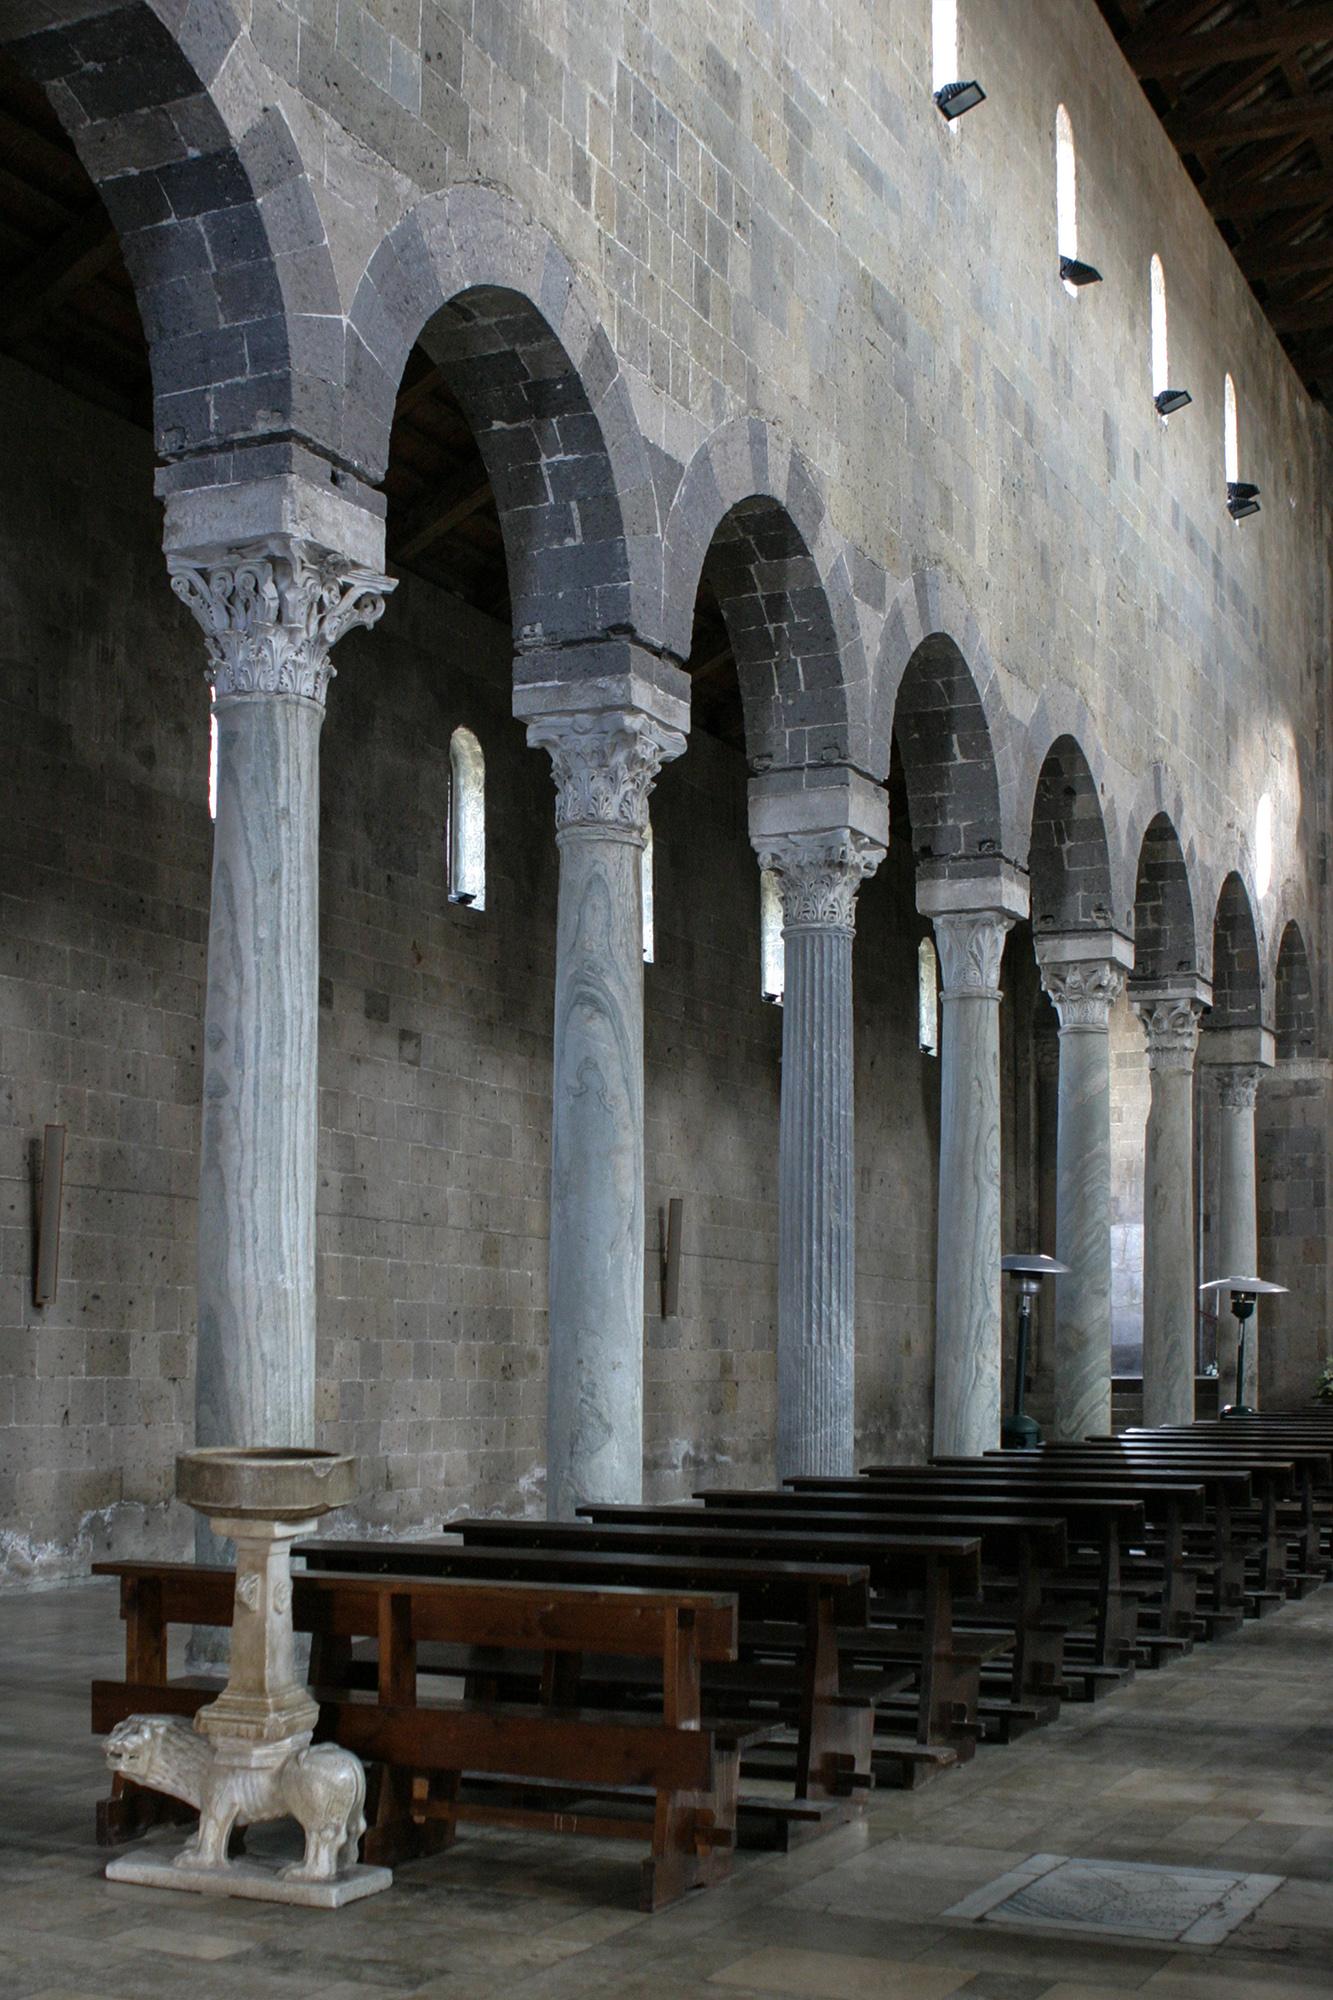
[1210, 163, 1333, 212]
[1169, 94, 1333, 152]
[1239, 232, 1333, 279]
[0, 205, 121, 345]
[1266, 293, 1333, 331]
[389, 462, 495, 563]
[1128, 7, 1333, 77]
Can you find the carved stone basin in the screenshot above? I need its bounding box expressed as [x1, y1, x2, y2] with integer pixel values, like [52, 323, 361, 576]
[177, 1447, 357, 1523]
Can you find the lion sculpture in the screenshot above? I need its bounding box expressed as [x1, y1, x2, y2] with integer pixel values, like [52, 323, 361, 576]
[105, 1715, 366, 1882]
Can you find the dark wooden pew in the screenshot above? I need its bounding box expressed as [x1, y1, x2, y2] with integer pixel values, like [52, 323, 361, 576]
[297, 1537, 877, 1845]
[591, 1497, 1071, 1731]
[448, 1517, 983, 1784]
[91, 1560, 750, 1910]
[793, 1473, 1147, 1670]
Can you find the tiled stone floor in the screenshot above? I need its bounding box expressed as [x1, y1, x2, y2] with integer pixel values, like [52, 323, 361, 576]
[3, 1579, 1332, 1999]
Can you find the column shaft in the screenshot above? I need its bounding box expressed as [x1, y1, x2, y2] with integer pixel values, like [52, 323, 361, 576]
[547, 823, 648, 1514]
[1042, 963, 1122, 1442]
[1135, 997, 1202, 1428]
[1212, 1067, 1262, 1406]
[932, 913, 1011, 1458]
[527, 706, 685, 1518]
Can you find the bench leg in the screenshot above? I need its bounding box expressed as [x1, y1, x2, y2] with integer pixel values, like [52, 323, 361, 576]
[96, 1774, 195, 1848]
[640, 1751, 736, 1911]
[360, 1764, 456, 1869]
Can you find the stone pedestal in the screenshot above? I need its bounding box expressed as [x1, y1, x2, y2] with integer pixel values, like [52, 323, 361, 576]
[1208, 1064, 1265, 1406]
[1039, 954, 1126, 1442]
[170, 538, 392, 1587]
[524, 698, 686, 1517]
[1134, 994, 1204, 1427]
[754, 830, 883, 1478]
[105, 1449, 391, 1907]
[928, 904, 1017, 1458]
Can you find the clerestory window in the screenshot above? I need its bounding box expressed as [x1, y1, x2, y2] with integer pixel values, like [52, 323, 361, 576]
[918, 936, 940, 1055]
[448, 726, 486, 909]
[760, 868, 785, 1004]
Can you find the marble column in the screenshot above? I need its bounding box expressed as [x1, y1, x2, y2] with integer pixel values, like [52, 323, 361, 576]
[755, 832, 884, 1480]
[525, 706, 685, 1518]
[1040, 959, 1125, 1442]
[171, 538, 392, 1521]
[1033, 1031, 1061, 1414]
[1134, 995, 1204, 1428]
[930, 908, 1015, 1458]
[1209, 1063, 1264, 1406]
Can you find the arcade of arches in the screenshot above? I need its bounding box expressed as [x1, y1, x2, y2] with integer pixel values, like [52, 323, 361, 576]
[0, 0, 1328, 1578]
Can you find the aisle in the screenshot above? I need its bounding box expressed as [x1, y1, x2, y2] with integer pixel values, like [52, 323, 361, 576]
[2, 1578, 1331, 1999]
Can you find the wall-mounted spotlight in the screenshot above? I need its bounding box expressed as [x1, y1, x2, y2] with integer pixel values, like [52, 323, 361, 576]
[1060, 255, 1102, 288]
[934, 79, 986, 119]
[1227, 480, 1261, 520]
[1154, 387, 1192, 417]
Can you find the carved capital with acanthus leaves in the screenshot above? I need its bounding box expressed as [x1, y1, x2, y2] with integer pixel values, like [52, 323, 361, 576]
[1133, 994, 1205, 1074]
[932, 909, 1013, 999]
[526, 707, 686, 840]
[1041, 959, 1125, 1032]
[755, 829, 885, 934]
[169, 535, 395, 706]
[1211, 1063, 1264, 1114]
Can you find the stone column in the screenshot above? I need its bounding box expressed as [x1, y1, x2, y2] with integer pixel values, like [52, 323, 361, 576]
[755, 831, 884, 1479]
[1209, 1063, 1264, 1406]
[1033, 1030, 1061, 1414]
[171, 537, 392, 1523]
[1133, 995, 1204, 1428]
[1039, 956, 1126, 1442]
[524, 701, 686, 1517]
[928, 904, 1017, 1457]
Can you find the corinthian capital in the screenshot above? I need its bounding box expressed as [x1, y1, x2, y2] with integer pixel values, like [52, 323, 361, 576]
[527, 708, 686, 838]
[1041, 959, 1125, 1031]
[932, 910, 1013, 998]
[169, 536, 394, 705]
[1211, 1063, 1264, 1113]
[755, 829, 885, 933]
[1133, 994, 1204, 1073]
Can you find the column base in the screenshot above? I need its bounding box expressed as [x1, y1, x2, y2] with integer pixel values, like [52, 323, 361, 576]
[105, 1849, 392, 1908]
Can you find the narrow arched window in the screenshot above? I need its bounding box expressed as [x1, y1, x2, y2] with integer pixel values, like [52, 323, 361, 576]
[1224, 372, 1239, 485]
[208, 693, 218, 822]
[1150, 255, 1168, 398]
[1056, 105, 1078, 275]
[641, 819, 655, 964]
[760, 868, 785, 1004]
[448, 726, 486, 909]
[918, 936, 939, 1055]
[932, 0, 959, 92]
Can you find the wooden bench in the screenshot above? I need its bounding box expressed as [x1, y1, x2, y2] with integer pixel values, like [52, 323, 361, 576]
[461, 1516, 984, 1783]
[685, 1491, 1072, 1727]
[296, 1537, 877, 1847]
[91, 1561, 750, 1910]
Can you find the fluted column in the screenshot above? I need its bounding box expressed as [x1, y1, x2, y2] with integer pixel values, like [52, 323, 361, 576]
[526, 704, 685, 1517]
[171, 537, 392, 1513]
[1040, 959, 1125, 1441]
[930, 908, 1015, 1457]
[755, 832, 884, 1478]
[1134, 994, 1204, 1427]
[1209, 1063, 1264, 1406]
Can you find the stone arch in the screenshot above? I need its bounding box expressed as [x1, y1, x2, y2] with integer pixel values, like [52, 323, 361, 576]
[2, 3, 341, 468]
[1028, 735, 1116, 935]
[1131, 813, 1198, 984]
[346, 185, 658, 648]
[874, 569, 1022, 862]
[1273, 921, 1316, 1061]
[662, 419, 869, 769]
[886, 635, 1006, 883]
[1211, 871, 1265, 1030]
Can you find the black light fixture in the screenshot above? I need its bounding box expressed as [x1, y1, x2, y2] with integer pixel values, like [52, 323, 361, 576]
[934, 79, 986, 119]
[1154, 387, 1192, 417]
[1199, 1276, 1288, 1415]
[1227, 480, 1261, 520]
[1000, 1253, 1068, 1448]
[1060, 254, 1102, 288]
